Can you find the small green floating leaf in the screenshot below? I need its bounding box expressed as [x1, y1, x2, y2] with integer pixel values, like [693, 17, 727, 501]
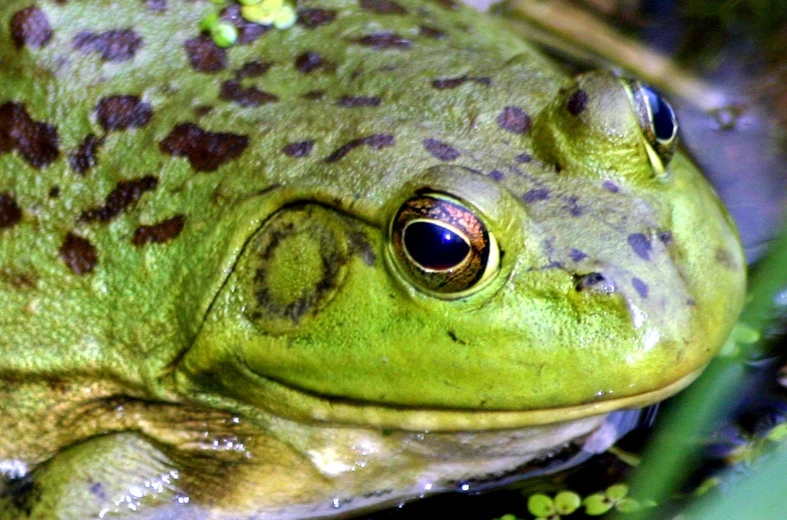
[211, 21, 238, 47]
[553, 491, 581, 515]
[527, 494, 556, 517]
[583, 494, 613, 516]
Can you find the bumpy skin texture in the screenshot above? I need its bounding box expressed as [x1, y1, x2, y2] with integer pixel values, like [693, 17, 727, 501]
[0, 0, 745, 518]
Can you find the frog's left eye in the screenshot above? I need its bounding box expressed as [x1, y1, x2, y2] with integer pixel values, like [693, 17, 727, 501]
[624, 79, 679, 175]
[389, 194, 499, 297]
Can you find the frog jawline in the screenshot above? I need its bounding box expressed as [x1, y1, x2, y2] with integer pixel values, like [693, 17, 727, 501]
[243, 367, 704, 432]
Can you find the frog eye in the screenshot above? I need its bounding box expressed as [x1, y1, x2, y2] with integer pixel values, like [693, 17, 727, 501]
[389, 193, 499, 297]
[623, 79, 679, 175]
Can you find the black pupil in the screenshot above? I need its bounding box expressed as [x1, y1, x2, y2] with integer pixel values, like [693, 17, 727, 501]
[642, 85, 676, 141]
[404, 221, 470, 270]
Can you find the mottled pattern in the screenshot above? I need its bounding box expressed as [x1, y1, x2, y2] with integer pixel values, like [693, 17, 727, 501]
[132, 216, 185, 246]
[96, 96, 153, 131]
[220, 81, 279, 107]
[497, 106, 531, 134]
[324, 134, 394, 162]
[352, 33, 411, 48]
[297, 8, 338, 27]
[68, 134, 104, 175]
[423, 138, 460, 161]
[184, 35, 226, 73]
[80, 176, 158, 222]
[0, 193, 22, 229]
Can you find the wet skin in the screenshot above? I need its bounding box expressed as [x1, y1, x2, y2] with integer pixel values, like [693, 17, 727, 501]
[0, 0, 745, 518]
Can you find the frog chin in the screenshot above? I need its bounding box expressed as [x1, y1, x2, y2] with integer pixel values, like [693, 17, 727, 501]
[225, 362, 705, 432]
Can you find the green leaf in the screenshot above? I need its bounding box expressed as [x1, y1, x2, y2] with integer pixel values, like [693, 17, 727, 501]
[528, 494, 556, 517]
[583, 494, 613, 516]
[554, 491, 581, 514]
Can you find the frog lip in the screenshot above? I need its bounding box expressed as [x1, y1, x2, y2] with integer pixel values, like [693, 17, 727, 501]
[240, 366, 705, 432]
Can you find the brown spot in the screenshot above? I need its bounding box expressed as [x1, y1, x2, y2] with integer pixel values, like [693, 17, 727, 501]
[632, 277, 649, 299]
[160, 123, 249, 172]
[0, 102, 59, 169]
[352, 33, 411, 49]
[497, 106, 531, 134]
[523, 188, 550, 203]
[0, 268, 37, 290]
[431, 0, 459, 8]
[489, 170, 505, 182]
[219, 81, 278, 107]
[72, 29, 143, 62]
[715, 248, 739, 270]
[297, 8, 338, 27]
[80, 176, 158, 223]
[48, 186, 60, 198]
[132, 215, 185, 246]
[10, 6, 53, 49]
[184, 35, 226, 73]
[336, 96, 382, 108]
[419, 25, 445, 39]
[236, 60, 272, 79]
[301, 90, 326, 100]
[0, 193, 22, 230]
[68, 134, 104, 175]
[360, 0, 408, 14]
[60, 233, 98, 275]
[295, 51, 329, 73]
[95, 96, 153, 131]
[567, 89, 589, 116]
[145, 0, 167, 12]
[431, 75, 491, 89]
[423, 138, 460, 161]
[627, 233, 652, 261]
[324, 134, 395, 163]
[282, 141, 314, 157]
[193, 105, 213, 118]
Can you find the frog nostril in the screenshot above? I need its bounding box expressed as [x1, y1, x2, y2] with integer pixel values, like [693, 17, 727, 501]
[575, 272, 616, 294]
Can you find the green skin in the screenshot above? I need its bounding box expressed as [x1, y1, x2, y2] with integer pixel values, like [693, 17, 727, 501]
[0, 0, 745, 518]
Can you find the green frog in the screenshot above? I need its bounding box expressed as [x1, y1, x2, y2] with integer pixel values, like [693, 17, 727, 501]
[0, 0, 746, 518]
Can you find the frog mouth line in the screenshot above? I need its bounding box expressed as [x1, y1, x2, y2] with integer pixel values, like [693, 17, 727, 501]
[240, 366, 705, 431]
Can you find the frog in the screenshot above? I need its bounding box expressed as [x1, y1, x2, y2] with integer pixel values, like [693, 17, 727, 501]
[0, 0, 747, 518]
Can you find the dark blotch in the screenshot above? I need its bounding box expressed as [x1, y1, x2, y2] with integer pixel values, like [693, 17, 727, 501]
[10, 6, 53, 49]
[567, 89, 589, 116]
[423, 138, 460, 161]
[220, 80, 278, 107]
[419, 25, 445, 38]
[628, 233, 652, 261]
[632, 277, 649, 299]
[60, 233, 98, 275]
[360, 0, 408, 14]
[282, 140, 314, 157]
[431, 75, 491, 89]
[301, 90, 326, 100]
[132, 215, 185, 246]
[489, 170, 505, 182]
[563, 195, 582, 216]
[160, 123, 249, 172]
[49, 186, 60, 198]
[522, 188, 550, 203]
[295, 51, 327, 73]
[336, 96, 382, 107]
[145, 0, 167, 12]
[447, 330, 467, 345]
[324, 134, 394, 163]
[236, 60, 272, 79]
[297, 8, 338, 28]
[6, 475, 41, 516]
[80, 175, 158, 222]
[497, 106, 531, 134]
[352, 33, 411, 49]
[68, 134, 104, 175]
[658, 230, 673, 244]
[184, 35, 226, 73]
[602, 180, 619, 193]
[0, 102, 59, 169]
[72, 29, 143, 62]
[0, 193, 22, 229]
[514, 153, 532, 163]
[96, 96, 152, 131]
[569, 248, 587, 262]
